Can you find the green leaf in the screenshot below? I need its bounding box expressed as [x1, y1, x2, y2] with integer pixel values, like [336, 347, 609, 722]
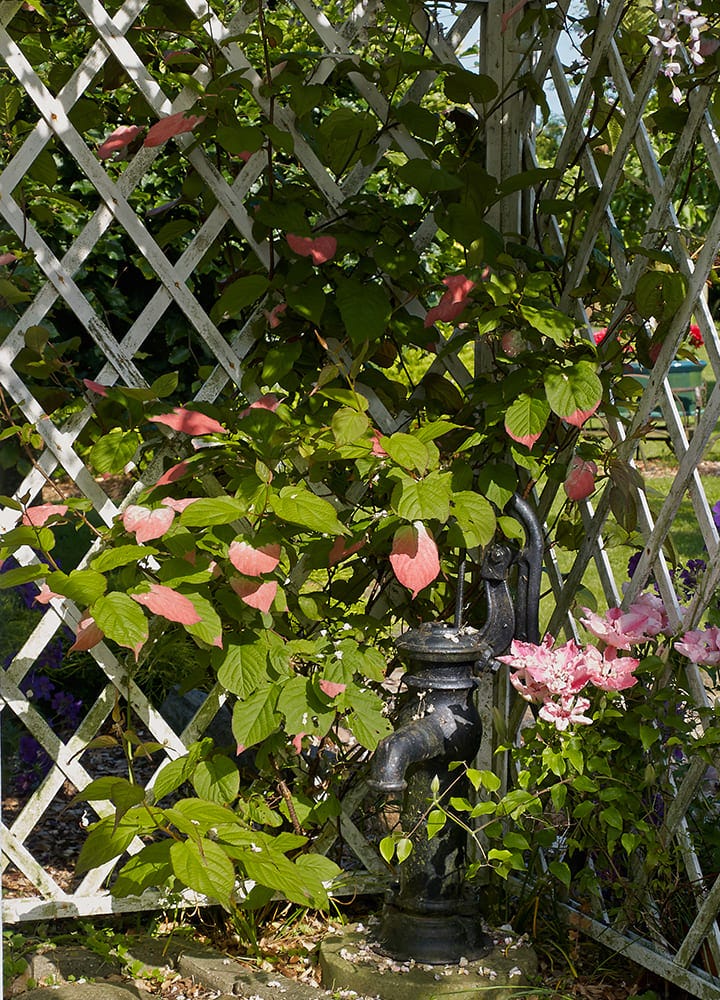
[550, 783, 567, 811]
[332, 407, 370, 447]
[347, 688, 392, 750]
[565, 739, 584, 774]
[395, 158, 462, 193]
[0, 84, 21, 126]
[427, 808, 446, 839]
[519, 302, 575, 344]
[640, 724, 659, 751]
[184, 593, 223, 648]
[76, 809, 156, 873]
[113, 841, 173, 897]
[498, 167, 558, 195]
[210, 275, 270, 323]
[24, 325, 50, 354]
[262, 342, 302, 385]
[192, 755, 240, 804]
[152, 757, 192, 802]
[452, 491, 496, 547]
[150, 371, 179, 398]
[379, 835, 395, 863]
[170, 837, 235, 906]
[467, 768, 501, 793]
[444, 68, 498, 104]
[286, 281, 326, 324]
[47, 570, 106, 606]
[270, 485, 347, 535]
[543, 361, 602, 420]
[232, 687, 279, 749]
[0, 564, 50, 589]
[396, 837, 413, 863]
[600, 805, 623, 830]
[156, 219, 194, 248]
[92, 592, 149, 654]
[393, 471, 452, 522]
[180, 497, 248, 526]
[317, 107, 377, 177]
[216, 124, 264, 155]
[382, 432, 430, 474]
[28, 148, 57, 187]
[503, 831, 530, 851]
[90, 429, 140, 475]
[504, 394, 550, 449]
[548, 860, 571, 888]
[336, 279, 392, 345]
[215, 634, 271, 698]
[91, 545, 158, 573]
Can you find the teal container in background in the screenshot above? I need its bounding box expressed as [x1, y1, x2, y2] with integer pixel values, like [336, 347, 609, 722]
[625, 359, 706, 418]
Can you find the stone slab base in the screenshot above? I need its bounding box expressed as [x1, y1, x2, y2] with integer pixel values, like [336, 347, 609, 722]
[319, 922, 538, 1000]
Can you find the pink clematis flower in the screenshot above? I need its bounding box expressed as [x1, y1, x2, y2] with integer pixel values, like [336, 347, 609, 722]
[675, 626, 720, 666]
[581, 593, 668, 649]
[499, 635, 594, 699]
[539, 695, 593, 731]
[586, 652, 639, 691]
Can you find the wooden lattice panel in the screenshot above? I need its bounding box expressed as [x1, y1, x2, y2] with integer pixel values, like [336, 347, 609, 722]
[1, 1, 720, 996]
[0, 0, 482, 923]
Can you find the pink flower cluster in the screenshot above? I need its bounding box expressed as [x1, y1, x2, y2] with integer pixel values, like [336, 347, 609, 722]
[498, 634, 639, 732]
[498, 593, 673, 732]
[580, 592, 669, 652]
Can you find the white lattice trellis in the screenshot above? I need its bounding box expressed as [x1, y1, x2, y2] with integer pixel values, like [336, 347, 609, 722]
[1, 0, 720, 996]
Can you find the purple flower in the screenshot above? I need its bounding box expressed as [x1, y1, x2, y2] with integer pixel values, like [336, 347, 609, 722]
[27, 671, 55, 701]
[627, 551, 642, 578]
[713, 500, 720, 532]
[18, 734, 42, 764]
[50, 689, 83, 725]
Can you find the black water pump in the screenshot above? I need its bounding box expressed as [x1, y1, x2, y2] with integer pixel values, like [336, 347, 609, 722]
[369, 495, 543, 964]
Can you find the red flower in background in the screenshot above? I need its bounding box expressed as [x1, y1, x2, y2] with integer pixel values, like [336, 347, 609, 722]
[689, 323, 704, 347]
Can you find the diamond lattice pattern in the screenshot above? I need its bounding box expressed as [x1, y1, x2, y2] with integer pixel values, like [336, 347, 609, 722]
[1, 1, 720, 995]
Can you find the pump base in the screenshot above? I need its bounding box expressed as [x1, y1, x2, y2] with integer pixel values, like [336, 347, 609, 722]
[376, 902, 491, 964]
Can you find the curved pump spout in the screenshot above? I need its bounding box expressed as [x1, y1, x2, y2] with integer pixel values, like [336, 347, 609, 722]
[370, 706, 458, 793]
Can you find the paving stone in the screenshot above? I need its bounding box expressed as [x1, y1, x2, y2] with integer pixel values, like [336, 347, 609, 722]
[19, 985, 144, 1000]
[318, 924, 538, 1000]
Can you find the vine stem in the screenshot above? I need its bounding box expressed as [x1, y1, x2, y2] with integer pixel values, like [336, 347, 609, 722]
[256, 0, 276, 279]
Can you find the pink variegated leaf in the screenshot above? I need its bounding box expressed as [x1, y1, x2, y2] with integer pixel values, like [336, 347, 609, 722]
[328, 536, 365, 566]
[155, 460, 190, 486]
[149, 407, 227, 436]
[228, 540, 281, 576]
[161, 496, 201, 513]
[563, 399, 601, 428]
[122, 504, 175, 543]
[97, 125, 142, 160]
[264, 302, 287, 328]
[239, 394, 281, 418]
[424, 274, 475, 328]
[22, 503, 69, 527]
[286, 233, 337, 265]
[389, 522, 440, 598]
[35, 583, 62, 605]
[319, 679, 346, 699]
[0, 252, 17, 266]
[131, 584, 201, 625]
[291, 732, 306, 754]
[70, 615, 104, 652]
[371, 430, 388, 457]
[230, 576, 277, 613]
[144, 112, 205, 148]
[83, 379, 109, 396]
